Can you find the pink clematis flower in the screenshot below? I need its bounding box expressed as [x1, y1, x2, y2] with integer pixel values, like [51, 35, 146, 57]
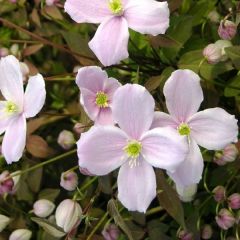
[64, 0, 169, 66]
[0, 55, 46, 164]
[76, 66, 121, 125]
[77, 84, 188, 212]
[151, 69, 238, 190]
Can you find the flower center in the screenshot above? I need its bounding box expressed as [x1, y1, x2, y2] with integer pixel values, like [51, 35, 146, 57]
[5, 101, 18, 114]
[178, 123, 191, 136]
[108, 0, 124, 15]
[95, 91, 109, 108]
[124, 140, 142, 158]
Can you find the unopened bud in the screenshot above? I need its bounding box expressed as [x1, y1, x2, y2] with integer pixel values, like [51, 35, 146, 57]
[9, 229, 32, 240]
[228, 193, 240, 210]
[176, 184, 197, 202]
[33, 199, 55, 218]
[55, 199, 82, 233]
[203, 43, 222, 64]
[57, 130, 75, 150]
[60, 171, 78, 191]
[215, 40, 232, 61]
[46, 0, 59, 6]
[10, 44, 19, 56]
[102, 224, 120, 240]
[215, 208, 235, 230]
[0, 214, 10, 232]
[214, 144, 238, 166]
[212, 185, 226, 202]
[201, 224, 213, 239]
[218, 20, 237, 40]
[73, 65, 81, 73]
[177, 230, 193, 240]
[73, 123, 85, 135]
[0, 171, 14, 195]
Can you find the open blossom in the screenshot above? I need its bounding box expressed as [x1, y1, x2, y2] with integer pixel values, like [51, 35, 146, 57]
[65, 0, 169, 66]
[77, 84, 188, 212]
[151, 70, 238, 191]
[0, 55, 46, 164]
[76, 66, 121, 125]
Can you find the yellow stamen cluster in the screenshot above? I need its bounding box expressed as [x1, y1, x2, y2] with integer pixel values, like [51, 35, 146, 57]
[178, 123, 191, 136]
[95, 91, 109, 108]
[108, 0, 124, 15]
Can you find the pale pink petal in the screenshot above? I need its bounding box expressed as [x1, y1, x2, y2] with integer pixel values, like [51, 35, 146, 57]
[2, 115, 26, 164]
[95, 108, 114, 125]
[77, 126, 128, 175]
[103, 77, 121, 104]
[167, 139, 204, 186]
[124, 0, 169, 35]
[112, 84, 155, 139]
[0, 55, 24, 104]
[89, 17, 129, 66]
[0, 101, 9, 134]
[118, 156, 156, 212]
[151, 112, 178, 129]
[24, 74, 46, 118]
[80, 88, 100, 121]
[164, 70, 203, 122]
[64, 0, 111, 23]
[188, 108, 238, 150]
[76, 66, 106, 93]
[141, 128, 188, 172]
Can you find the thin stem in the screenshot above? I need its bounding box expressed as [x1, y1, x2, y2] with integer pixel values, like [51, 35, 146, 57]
[146, 206, 163, 216]
[79, 176, 98, 192]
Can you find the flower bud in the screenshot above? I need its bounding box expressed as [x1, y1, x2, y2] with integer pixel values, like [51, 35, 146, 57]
[215, 40, 232, 61]
[55, 199, 82, 233]
[9, 229, 32, 240]
[177, 230, 193, 240]
[203, 43, 222, 64]
[0, 48, 9, 58]
[73, 123, 85, 135]
[57, 130, 75, 150]
[60, 171, 78, 191]
[214, 144, 238, 165]
[201, 224, 213, 239]
[215, 208, 235, 230]
[212, 185, 226, 202]
[33, 199, 55, 218]
[218, 20, 237, 40]
[228, 193, 240, 210]
[102, 224, 120, 240]
[0, 171, 14, 195]
[176, 184, 197, 202]
[46, 0, 59, 6]
[73, 65, 81, 73]
[0, 214, 10, 232]
[10, 44, 19, 56]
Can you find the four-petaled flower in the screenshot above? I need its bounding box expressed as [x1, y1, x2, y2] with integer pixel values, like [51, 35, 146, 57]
[0, 55, 46, 164]
[77, 84, 188, 212]
[65, 0, 169, 66]
[151, 69, 238, 190]
[76, 66, 121, 125]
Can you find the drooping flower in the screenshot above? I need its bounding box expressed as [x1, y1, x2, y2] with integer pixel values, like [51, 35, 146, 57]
[77, 84, 188, 212]
[64, 0, 169, 66]
[218, 20, 237, 40]
[76, 66, 121, 125]
[0, 55, 46, 164]
[151, 69, 238, 191]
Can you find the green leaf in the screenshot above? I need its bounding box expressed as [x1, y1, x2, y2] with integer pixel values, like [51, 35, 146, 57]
[156, 170, 186, 228]
[224, 75, 240, 97]
[38, 188, 60, 202]
[225, 46, 240, 70]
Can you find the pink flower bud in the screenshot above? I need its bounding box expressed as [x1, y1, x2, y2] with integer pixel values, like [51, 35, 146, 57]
[212, 186, 226, 203]
[46, 0, 59, 6]
[73, 123, 85, 135]
[102, 224, 120, 240]
[214, 144, 238, 165]
[215, 208, 235, 230]
[203, 43, 222, 64]
[60, 171, 78, 191]
[177, 230, 193, 240]
[33, 199, 55, 218]
[57, 130, 75, 150]
[218, 20, 237, 40]
[55, 199, 82, 233]
[0, 171, 14, 195]
[228, 193, 240, 210]
[9, 229, 32, 240]
[201, 224, 213, 239]
[0, 48, 9, 58]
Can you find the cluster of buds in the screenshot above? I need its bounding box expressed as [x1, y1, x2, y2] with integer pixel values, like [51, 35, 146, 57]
[214, 144, 238, 166]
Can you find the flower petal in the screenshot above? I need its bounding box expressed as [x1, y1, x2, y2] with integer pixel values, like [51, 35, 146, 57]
[24, 74, 46, 118]
[64, 0, 111, 23]
[0, 101, 11, 134]
[95, 108, 114, 125]
[103, 77, 121, 104]
[2, 115, 26, 164]
[0, 55, 24, 104]
[151, 111, 179, 129]
[118, 157, 156, 212]
[164, 69, 203, 122]
[112, 84, 155, 139]
[77, 126, 128, 175]
[89, 17, 129, 66]
[76, 66, 107, 94]
[141, 128, 188, 172]
[188, 108, 238, 150]
[124, 0, 169, 35]
[167, 139, 204, 186]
